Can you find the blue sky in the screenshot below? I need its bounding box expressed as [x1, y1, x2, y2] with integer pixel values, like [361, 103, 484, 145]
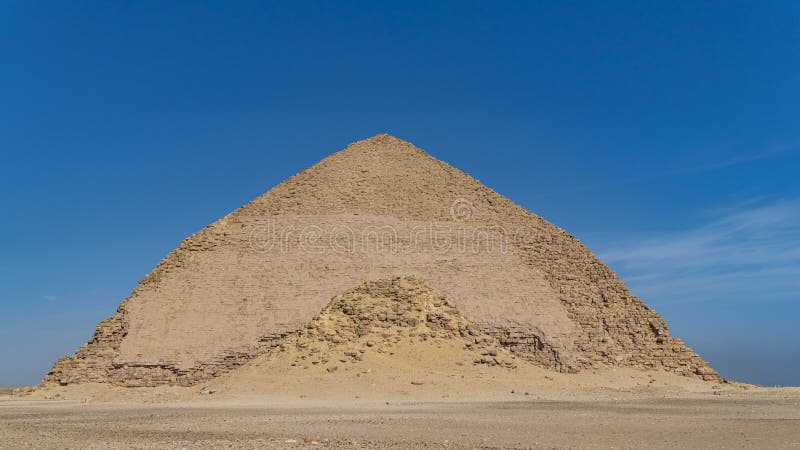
[1, 1, 798, 386]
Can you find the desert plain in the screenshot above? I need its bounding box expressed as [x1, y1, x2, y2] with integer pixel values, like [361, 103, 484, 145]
[2, 376, 800, 449]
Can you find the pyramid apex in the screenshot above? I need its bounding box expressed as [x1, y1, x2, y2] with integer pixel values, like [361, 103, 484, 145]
[356, 133, 410, 145]
[366, 132, 400, 140]
[342, 133, 426, 157]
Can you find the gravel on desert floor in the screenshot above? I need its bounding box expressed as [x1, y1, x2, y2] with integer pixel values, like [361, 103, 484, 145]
[2, 395, 800, 449]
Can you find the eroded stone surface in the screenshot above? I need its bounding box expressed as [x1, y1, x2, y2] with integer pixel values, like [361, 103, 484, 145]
[280, 276, 518, 370]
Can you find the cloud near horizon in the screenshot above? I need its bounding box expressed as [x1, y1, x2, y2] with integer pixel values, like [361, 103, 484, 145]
[598, 199, 800, 304]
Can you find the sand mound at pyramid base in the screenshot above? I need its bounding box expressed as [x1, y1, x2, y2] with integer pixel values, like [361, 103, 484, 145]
[194, 277, 726, 402]
[200, 276, 531, 399]
[22, 365, 748, 403]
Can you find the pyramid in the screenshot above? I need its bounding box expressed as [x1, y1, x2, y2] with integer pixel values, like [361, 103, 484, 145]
[43, 134, 720, 387]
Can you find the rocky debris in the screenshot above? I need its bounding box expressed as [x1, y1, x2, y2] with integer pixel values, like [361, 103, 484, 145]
[10, 387, 35, 397]
[279, 277, 516, 371]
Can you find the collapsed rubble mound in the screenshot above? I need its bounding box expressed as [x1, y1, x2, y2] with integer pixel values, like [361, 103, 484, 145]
[283, 276, 516, 370]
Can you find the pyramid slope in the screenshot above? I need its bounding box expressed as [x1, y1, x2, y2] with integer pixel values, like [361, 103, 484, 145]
[44, 134, 720, 387]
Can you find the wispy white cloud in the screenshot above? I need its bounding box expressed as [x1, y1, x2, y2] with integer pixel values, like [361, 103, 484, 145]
[529, 143, 797, 200]
[676, 144, 797, 173]
[42, 295, 57, 301]
[598, 199, 800, 303]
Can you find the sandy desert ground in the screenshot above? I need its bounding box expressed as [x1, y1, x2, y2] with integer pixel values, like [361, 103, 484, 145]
[2, 393, 800, 449]
[3, 374, 800, 449]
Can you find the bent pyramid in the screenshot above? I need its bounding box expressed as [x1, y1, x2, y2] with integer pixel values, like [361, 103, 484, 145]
[44, 134, 720, 387]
